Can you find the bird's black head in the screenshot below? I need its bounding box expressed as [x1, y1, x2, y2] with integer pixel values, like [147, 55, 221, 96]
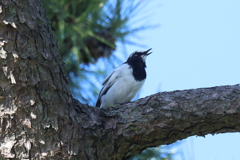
[126, 48, 152, 68]
[126, 48, 152, 81]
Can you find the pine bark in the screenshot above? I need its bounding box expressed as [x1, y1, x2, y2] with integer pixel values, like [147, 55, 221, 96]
[1, 0, 240, 160]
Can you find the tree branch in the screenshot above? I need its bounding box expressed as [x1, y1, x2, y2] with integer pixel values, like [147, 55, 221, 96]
[73, 84, 240, 159]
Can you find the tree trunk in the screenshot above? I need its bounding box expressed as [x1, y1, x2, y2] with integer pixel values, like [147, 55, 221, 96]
[1, 0, 240, 160]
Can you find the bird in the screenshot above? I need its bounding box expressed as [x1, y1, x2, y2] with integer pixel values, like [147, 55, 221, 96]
[95, 48, 152, 108]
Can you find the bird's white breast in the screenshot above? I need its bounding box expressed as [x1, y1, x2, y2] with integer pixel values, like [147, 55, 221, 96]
[100, 64, 145, 108]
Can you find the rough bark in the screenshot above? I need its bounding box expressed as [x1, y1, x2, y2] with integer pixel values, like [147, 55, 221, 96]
[0, 0, 73, 159]
[1, 0, 240, 160]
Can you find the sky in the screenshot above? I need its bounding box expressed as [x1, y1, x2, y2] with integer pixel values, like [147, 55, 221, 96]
[120, 0, 240, 160]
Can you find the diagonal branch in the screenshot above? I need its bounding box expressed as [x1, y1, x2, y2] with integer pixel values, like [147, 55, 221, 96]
[73, 84, 240, 159]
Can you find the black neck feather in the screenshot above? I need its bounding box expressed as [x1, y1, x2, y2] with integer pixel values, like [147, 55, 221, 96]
[126, 59, 146, 81]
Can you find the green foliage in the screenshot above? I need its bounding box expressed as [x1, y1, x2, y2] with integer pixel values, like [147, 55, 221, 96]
[45, 0, 111, 64]
[129, 146, 175, 160]
[44, 0, 154, 103]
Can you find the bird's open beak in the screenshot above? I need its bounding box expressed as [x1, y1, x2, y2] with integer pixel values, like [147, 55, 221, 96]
[141, 48, 152, 61]
[144, 48, 152, 55]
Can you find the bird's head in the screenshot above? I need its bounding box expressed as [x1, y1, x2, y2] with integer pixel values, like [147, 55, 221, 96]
[126, 48, 152, 68]
[127, 48, 152, 62]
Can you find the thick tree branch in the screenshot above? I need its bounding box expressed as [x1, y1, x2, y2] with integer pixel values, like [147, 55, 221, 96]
[73, 84, 240, 159]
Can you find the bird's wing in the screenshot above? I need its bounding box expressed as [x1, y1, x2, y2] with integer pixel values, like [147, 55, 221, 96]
[96, 66, 122, 107]
[102, 70, 115, 85]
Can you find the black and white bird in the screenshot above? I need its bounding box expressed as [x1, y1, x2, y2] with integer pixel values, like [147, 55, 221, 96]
[96, 48, 152, 108]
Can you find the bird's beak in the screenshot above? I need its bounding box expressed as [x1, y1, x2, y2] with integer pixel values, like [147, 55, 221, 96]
[144, 48, 152, 56]
[141, 48, 152, 61]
